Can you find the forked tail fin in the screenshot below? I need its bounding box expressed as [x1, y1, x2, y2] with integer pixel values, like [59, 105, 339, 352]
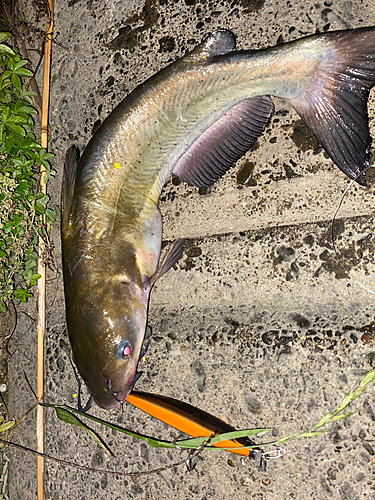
[289, 26, 375, 186]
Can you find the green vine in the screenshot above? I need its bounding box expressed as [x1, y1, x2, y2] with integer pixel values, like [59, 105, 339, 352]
[0, 32, 59, 312]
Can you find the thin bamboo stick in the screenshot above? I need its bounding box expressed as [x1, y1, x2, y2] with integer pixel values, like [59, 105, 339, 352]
[37, 1, 54, 499]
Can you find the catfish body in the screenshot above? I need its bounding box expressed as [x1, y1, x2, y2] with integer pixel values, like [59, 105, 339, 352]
[62, 28, 375, 409]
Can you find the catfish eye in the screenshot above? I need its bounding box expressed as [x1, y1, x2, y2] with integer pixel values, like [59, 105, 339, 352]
[116, 340, 131, 360]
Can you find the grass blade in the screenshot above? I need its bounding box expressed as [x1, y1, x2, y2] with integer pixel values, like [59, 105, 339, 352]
[55, 407, 114, 457]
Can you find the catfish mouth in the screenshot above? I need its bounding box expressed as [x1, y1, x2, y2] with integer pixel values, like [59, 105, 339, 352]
[93, 391, 123, 410]
[107, 379, 129, 406]
[93, 372, 142, 410]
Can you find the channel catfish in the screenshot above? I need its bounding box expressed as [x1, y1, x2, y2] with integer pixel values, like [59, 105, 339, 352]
[62, 27, 375, 409]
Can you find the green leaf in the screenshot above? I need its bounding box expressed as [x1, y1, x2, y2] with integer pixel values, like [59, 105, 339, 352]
[14, 104, 37, 115]
[11, 214, 23, 226]
[14, 287, 33, 303]
[4, 138, 16, 154]
[24, 271, 41, 286]
[37, 194, 49, 206]
[209, 428, 269, 444]
[14, 67, 33, 78]
[1, 70, 11, 80]
[0, 33, 11, 44]
[1, 106, 11, 121]
[0, 44, 15, 57]
[24, 259, 37, 270]
[35, 203, 45, 215]
[6, 57, 15, 71]
[46, 205, 61, 223]
[10, 114, 29, 125]
[55, 407, 114, 457]
[0, 301, 6, 313]
[5, 121, 25, 136]
[35, 148, 54, 163]
[3, 221, 13, 234]
[49, 404, 164, 446]
[0, 420, 15, 433]
[14, 59, 29, 70]
[15, 182, 29, 197]
[42, 170, 56, 183]
[24, 250, 38, 261]
[11, 73, 21, 89]
[170, 428, 269, 450]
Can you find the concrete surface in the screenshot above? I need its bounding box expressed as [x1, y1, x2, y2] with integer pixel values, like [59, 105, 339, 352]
[7, 0, 375, 499]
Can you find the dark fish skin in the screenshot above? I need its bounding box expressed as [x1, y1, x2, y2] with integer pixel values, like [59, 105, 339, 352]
[62, 27, 375, 409]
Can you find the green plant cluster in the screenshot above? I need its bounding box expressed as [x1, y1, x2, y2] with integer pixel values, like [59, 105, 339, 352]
[0, 32, 59, 312]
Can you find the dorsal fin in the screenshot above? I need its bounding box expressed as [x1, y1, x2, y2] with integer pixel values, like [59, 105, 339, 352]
[189, 30, 236, 61]
[62, 145, 80, 230]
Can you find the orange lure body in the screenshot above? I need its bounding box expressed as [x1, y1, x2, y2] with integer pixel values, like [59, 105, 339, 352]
[127, 391, 254, 457]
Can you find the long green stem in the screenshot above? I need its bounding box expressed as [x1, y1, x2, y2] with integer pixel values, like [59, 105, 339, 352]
[35, 367, 375, 453]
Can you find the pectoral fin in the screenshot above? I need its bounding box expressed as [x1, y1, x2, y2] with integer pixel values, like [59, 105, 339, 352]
[62, 145, 80, 229]
[146, 239, 186, 289]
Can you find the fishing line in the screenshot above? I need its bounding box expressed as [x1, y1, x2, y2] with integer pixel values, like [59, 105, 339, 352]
[139, 324, 153, 361]
[331, 171, 375, 295]
[22, 370, 37, 401]
[58, 328, 93, 412]
[67, 355, 94, 412]
[0, 301, 17, 358]
[1, 438, 196, 477]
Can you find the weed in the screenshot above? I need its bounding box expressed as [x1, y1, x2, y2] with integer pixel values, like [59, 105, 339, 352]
[0, 32, 59, 312]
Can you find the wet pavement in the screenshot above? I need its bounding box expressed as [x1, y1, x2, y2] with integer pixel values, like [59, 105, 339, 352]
[7, 0, 375, 498]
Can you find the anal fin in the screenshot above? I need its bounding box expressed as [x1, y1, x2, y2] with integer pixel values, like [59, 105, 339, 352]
[173, 96, 274, 187]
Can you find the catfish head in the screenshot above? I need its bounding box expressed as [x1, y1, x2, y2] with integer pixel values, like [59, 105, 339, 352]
[67, 276, 150, 410]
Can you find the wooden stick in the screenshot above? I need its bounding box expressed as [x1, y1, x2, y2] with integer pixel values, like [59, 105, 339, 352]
[37, 2, 54, 499]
